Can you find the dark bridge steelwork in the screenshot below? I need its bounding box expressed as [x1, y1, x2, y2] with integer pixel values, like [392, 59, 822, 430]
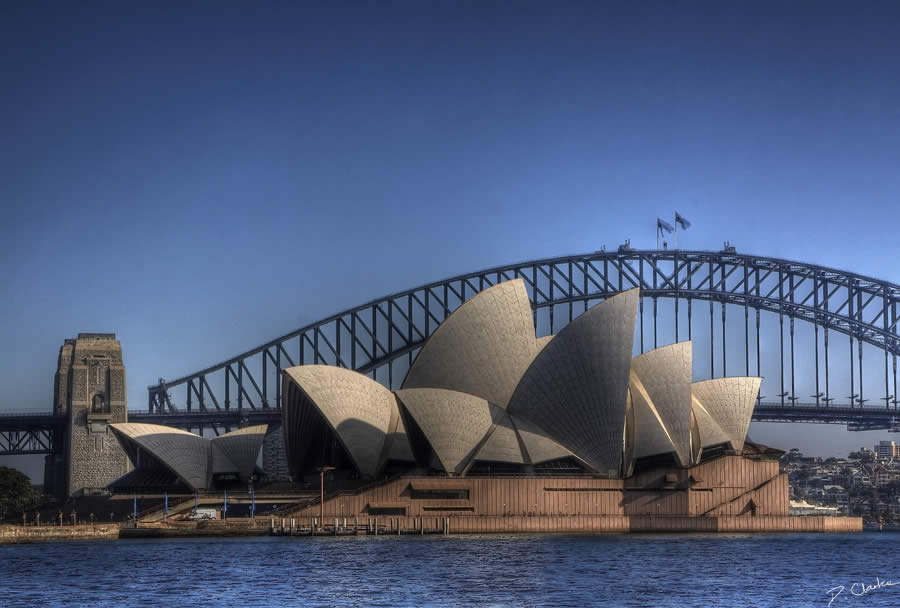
[0, 410, 283, 455]
[4, 401, 896, 457]
[0, 412, 65, 456]
[147, 248, 900, 429]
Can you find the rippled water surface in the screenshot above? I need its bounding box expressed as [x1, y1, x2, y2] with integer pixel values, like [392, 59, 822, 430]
[2, 533, 899, 607]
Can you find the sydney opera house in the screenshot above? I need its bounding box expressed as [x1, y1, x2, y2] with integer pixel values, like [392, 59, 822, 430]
[109, 280, 859, 532]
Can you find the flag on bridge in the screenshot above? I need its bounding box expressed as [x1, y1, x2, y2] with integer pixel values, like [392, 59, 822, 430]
[657, 217, 674, 236]
[675, 212, 691, 230]
[657, 217, 674, 249]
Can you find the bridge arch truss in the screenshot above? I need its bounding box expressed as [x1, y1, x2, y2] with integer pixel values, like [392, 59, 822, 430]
[147, 249, 900, 428]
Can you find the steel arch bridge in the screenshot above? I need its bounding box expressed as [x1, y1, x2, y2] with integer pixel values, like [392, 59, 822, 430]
[144, 248, 900, 433]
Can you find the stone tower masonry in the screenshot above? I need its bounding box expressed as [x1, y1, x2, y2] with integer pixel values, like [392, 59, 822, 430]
[44, 334, 130, 497]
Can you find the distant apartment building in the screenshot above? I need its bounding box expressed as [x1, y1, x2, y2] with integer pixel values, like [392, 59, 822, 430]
[874, 469, 894, 487]
[875, 440, 898, 461]
[824, 485, 849, 510]
[851, 471, 871, 486]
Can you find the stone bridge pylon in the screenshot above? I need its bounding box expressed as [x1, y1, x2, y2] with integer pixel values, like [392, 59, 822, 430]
[44, 333, 129, 497]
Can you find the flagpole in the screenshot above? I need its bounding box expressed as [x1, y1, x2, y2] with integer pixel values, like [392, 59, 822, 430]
[674, 216, 678, 250]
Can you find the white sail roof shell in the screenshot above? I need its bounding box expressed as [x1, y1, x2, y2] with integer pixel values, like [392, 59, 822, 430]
[691, 377, 762, 452]
[283, 365, 395, 477]
[630, 372, 679, 460]
[509, 414, 574, 465]
[473, 407, 526, 464]
[395, 388, 494, 475]
[402, 279, 537, 409]
[210, 425, 268, 477]
[110, 423, 211, 492]
[507, 289, 639, 476]
[629, 342, 694, 466]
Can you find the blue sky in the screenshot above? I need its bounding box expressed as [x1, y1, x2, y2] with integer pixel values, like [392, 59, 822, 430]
[3, 2, 900, 480]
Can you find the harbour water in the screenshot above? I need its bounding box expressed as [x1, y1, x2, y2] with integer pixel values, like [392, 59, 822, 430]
[1, 533, 897, 607]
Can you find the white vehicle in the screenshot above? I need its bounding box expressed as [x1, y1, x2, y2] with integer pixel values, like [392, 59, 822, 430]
[187, 508, 217, 520]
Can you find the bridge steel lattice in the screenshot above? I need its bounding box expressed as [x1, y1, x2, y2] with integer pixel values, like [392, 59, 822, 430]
[144, 249, 900, 433]
[0, 413, 65, 456]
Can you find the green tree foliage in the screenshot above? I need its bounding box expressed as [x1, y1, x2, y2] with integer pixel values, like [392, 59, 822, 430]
[0, 467, 39, 522]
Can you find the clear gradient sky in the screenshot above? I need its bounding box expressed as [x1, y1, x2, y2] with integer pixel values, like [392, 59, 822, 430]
[3, 2, 899, 481]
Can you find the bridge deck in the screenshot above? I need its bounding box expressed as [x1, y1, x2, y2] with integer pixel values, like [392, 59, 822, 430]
[2, 402, 898, 457]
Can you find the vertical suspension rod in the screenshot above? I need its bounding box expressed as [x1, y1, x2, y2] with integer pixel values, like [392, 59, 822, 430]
[779, 267, 785, 405]
[744, 304, 749, 377]
[721, 262, 726, 377]
[721, 301, 726, 378]
[884, 286, 890, 409]
[755, 265, 761, 403]
[849, 281, 855, 408]
[674, 252, 679, 343]
[652, 259, 657, 350]
[857, 289, 864, 406]
[814, 274, 820, 406]
[824, 278, 830, 405]
[744, 259, 749, 377]
[709, 299, 714, 379]
[789, 272, 795, 404]
[549, 266, 554, 335]
[894, 355, 898, 410]
[675, 297, 679, 343]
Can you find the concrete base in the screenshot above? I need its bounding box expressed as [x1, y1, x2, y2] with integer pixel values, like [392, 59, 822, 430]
[284, 460, 863, 534]
[283, 514, 862, 534]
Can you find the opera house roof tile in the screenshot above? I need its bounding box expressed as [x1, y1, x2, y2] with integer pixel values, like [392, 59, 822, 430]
[509, 413, 574, 465]
[535, 334, 554, 352]
[210, 424, 268, 477]
[691, 377, 762, 452]
[473, 408, 526, 465]
[507, 288, 639, 475]
[111, 423, 210, 492]
[402, 279, 537, 409]
[629, 342, 694, 466]
[384, 409, 416, 463]
[691, 394, 732, 449]
[283, 365, 395, 478]
[395, 388, 494, 475]
[630, 370, 680, 461]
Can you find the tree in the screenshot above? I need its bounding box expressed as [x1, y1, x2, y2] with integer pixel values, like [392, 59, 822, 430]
[0, 467, 39, 522]
[794, 468, 811, 481]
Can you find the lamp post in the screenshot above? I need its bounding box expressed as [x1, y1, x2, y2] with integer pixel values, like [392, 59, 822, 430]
[318, 466, 336, 522]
